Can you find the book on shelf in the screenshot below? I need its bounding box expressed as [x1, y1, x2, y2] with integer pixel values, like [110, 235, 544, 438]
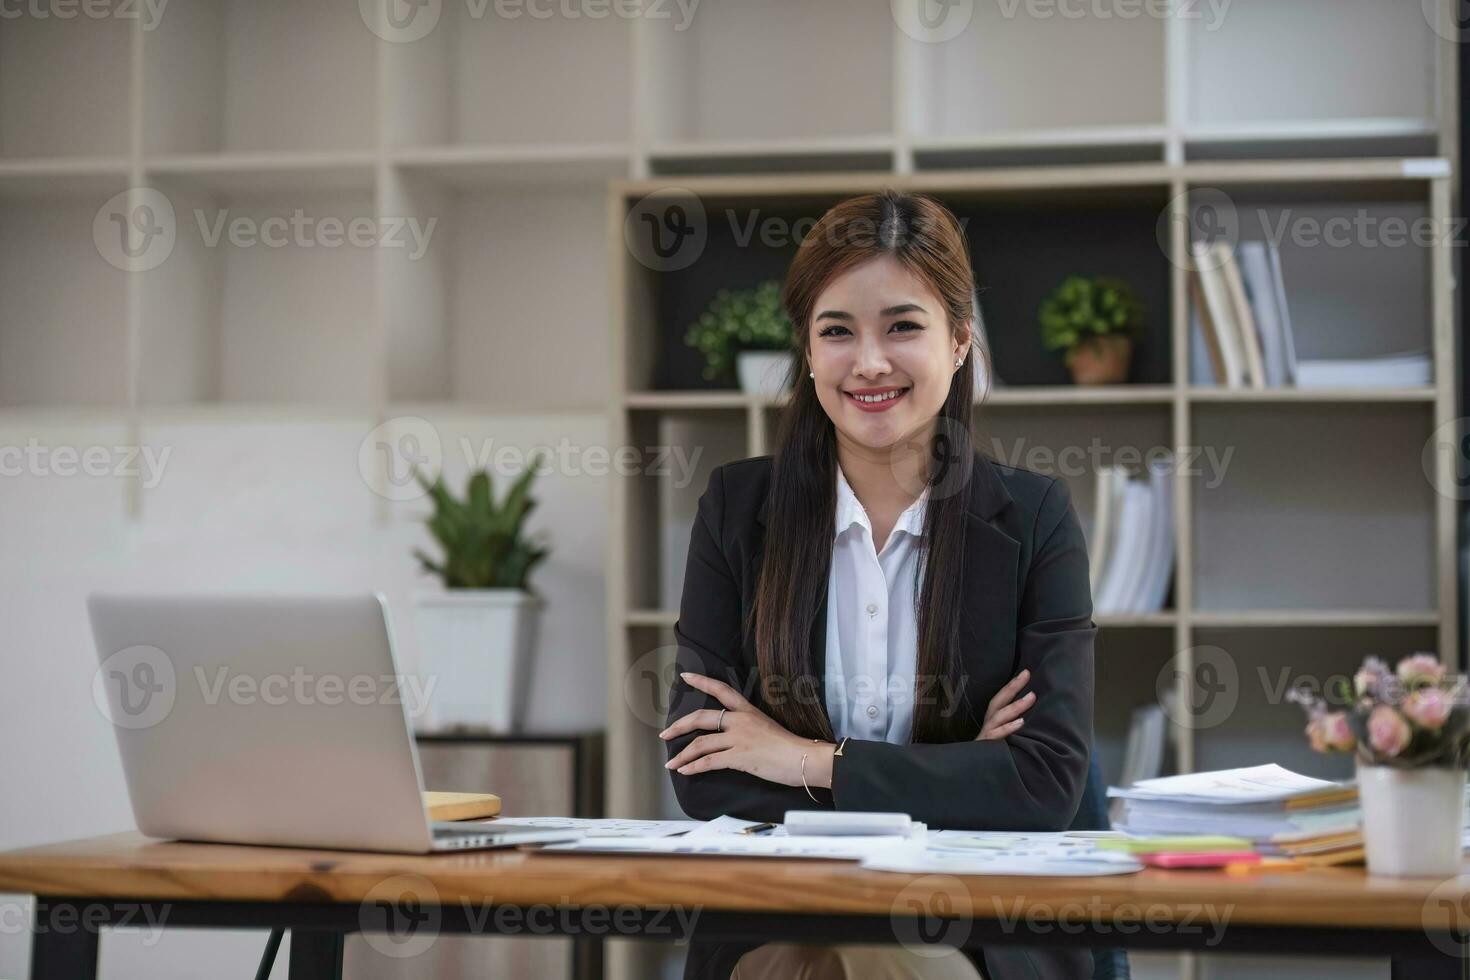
[1236, 240, 1296, 388]
[1190, 238, 1431, 390]
[1090, 457, 1174, 615]
[1294, 349, 1433, 388]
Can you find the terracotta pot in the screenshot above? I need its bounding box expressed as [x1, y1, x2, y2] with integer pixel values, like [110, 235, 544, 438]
[1067, 335, 1132, 385]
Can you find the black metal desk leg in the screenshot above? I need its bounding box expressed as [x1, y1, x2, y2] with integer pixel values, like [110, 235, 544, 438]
[288, 929, 345, 980]
[1392, 953, 1464, 980]
[29, 901, 99, 980]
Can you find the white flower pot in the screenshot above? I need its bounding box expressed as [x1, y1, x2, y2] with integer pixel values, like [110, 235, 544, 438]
[1357, 760, 1466, 877]
[414, 589, 543, 734]
[736, 350, 794, 398]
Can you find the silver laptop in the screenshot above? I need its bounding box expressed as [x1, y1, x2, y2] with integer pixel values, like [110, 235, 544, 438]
[87, 592, 583, 854]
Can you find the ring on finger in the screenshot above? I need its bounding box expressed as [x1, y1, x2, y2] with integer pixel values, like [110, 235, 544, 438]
[717, 707, 727, 732]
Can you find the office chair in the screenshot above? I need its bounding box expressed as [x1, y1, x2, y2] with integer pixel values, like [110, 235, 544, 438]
[1069, 751, 1131, 980]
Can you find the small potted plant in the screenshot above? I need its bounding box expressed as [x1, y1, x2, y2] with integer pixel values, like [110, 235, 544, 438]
[1039, 275, 1144, 385]
[412, 457, 550, 733]
[1288, 653, 1470, 876]
[684, 279, 794, 398]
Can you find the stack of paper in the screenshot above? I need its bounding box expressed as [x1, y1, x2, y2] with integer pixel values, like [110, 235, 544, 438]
[1108, 764, 1362, 864]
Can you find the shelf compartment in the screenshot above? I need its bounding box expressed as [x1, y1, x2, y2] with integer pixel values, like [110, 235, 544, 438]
[381, 169, 609, 409]
[1185, 187, 1434, 386]
[1182, 0, 1436, 136]
[902, 4, 1164, 142]
[614, 411, 749, 614]
[135, 181, 381, 406]
[384, 1, 631, 149]
[143, 0, 376, 155]
[0, 194, 131, 407]
[0, 10, 131, 159]
[640, 0, 892, 145]
[1094, 628, 1181, 790]
[1190, 404, 1435, 613]
[957, 190, 1174, 387]
[974, 403, 1174, 588]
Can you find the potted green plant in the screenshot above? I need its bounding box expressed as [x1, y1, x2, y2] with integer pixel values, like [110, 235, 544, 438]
[1288, 653, 1470, 876]
[412, 456, 550, 733]
[1039, 275, 1144, 385]
[684, 279, 794, 397]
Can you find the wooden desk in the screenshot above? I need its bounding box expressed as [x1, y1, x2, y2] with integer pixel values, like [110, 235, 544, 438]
[2, 833, 1467, 980]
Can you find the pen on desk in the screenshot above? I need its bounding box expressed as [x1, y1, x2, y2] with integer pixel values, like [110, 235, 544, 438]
[740, 822, 778, 836]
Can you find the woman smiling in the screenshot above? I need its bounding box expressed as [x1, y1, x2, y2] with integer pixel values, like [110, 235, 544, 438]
[661, 189, 1097, 980]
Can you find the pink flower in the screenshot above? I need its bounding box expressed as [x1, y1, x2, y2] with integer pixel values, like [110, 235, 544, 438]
[1396, 653, 1446, 688]
[1354, 657, 1392, 699]
[1403, 688, 1452, 730]
[1367, 705, 1412, 757]
[1306, 711, 1356, 753]
[1322, 711, 1356, 751]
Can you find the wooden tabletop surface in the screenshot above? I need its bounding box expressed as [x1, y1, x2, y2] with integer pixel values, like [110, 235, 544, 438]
[1, 833, 1467, 932]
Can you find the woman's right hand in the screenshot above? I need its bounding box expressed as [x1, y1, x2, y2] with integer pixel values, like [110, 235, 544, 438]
[976, 668, 1034, 740]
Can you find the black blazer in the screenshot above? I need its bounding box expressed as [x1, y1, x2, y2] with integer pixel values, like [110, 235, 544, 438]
[665, 449, 1098, 980]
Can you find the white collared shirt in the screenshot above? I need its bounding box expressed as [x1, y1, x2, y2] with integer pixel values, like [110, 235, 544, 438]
[824, 464, 930, 745]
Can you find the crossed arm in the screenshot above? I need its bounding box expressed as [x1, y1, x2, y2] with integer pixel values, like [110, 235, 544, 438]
[663, 466, 1095, 830]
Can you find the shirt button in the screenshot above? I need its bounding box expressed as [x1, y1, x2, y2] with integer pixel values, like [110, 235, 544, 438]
[866, 705, 879, 718]
[866, 603, 877, 616]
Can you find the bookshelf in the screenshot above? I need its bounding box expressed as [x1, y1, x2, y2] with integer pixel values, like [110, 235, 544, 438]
[0, 3, 1457, 980]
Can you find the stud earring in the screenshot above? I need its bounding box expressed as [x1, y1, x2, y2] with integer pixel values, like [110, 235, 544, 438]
[955, 357, 963, 366]
[809, 371, 814, 378]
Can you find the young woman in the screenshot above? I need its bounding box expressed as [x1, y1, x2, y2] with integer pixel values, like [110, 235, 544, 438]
[660, 190, 1097, 980]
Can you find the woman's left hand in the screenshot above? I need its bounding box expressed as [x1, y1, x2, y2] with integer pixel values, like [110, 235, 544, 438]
[660, 671, 824, 787]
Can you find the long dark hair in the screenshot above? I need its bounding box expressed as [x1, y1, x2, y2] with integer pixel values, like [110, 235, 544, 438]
[746, 189, 990, 745]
